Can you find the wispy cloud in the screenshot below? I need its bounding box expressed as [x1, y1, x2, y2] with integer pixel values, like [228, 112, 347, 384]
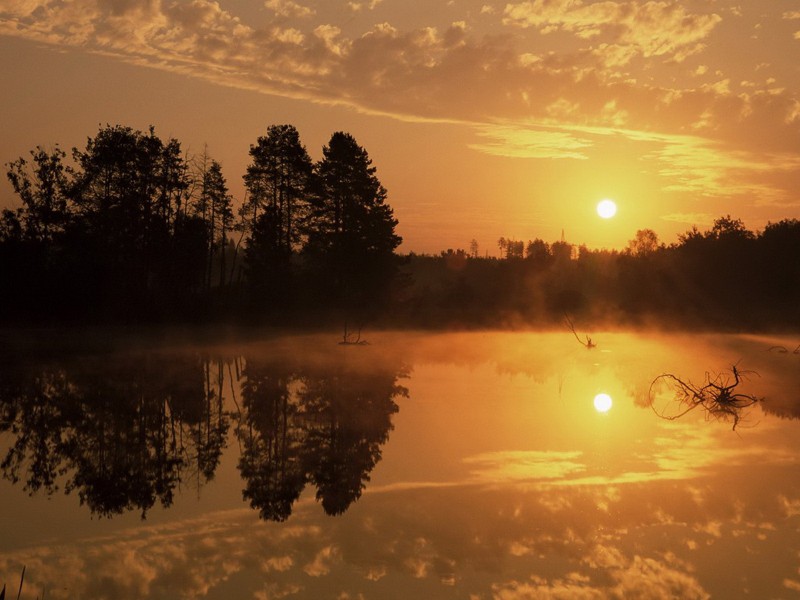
[0, 0, 797, 206]
[0, 0, 794, 147]
[266, 0, 315, 19]
[502, 0, 721, 62]
[645, 136, 800, 204]
[469, 123, 592, 159]
[348, 0, 382, 12]
[492, 550, 710, 600]
[660, 212, 716, 227]
[464, 450, 587, 481]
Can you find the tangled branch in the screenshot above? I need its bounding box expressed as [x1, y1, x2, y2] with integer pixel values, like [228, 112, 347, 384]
[649, 365, 760, 430]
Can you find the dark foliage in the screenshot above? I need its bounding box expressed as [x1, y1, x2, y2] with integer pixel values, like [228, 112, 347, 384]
[1, 125, 210, 322]
[2, 123, 799, 329]
[1, 123, 404, 325]
[396, 218, 800, 329]
[302, 131, 402, 320]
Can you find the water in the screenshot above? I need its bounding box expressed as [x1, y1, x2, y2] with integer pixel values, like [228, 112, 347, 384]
[1, 330, 799, 599]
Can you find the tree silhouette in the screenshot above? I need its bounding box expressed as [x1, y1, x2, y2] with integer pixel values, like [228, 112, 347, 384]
[243, 125, 313, 309]
[244, 124, 313, 254]
[193, 156, 234, 290]
[6, 121, 800, 329]
[305, 132, 402, 315]
[6, 146, 70, 242]
[626, 229, 660, 256]
[0, 125, 241, 321]
[69, 125, 199, 316]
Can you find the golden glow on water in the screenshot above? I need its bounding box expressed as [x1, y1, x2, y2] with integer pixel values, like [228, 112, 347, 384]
[593, 393, 613, 413]
[3, 331, 800, 599]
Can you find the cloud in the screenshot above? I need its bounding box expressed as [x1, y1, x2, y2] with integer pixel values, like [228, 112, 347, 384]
[469, 123, 593, 159]
[348, 0, 382, 12]
[265, 0, 315, 19]
[492, 549, 710, 599]
[502, 0, 721, 62]
[659, 213, 715, 227]
[303, 545, 341, 577]
[0, 0, 797, 207]
[464, 450, 587, 481]
[643, 136, 800, 204]
[0, 0, 792, 149]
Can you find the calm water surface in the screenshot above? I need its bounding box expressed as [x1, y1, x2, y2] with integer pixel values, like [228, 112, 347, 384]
[1, 330, 800, 599]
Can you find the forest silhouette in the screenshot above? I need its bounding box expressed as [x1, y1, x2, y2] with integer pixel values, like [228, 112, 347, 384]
[2, 123, 799, 329]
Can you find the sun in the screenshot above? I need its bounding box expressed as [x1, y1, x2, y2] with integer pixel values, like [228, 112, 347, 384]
[597, 199, 617, 219]
[593, 393, 613, 413]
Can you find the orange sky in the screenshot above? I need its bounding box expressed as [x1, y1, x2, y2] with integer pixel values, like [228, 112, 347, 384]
[1, 0, 798, 254]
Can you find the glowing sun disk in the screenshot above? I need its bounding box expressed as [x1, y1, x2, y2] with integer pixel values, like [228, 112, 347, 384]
[597, 199, 617, 219]
[594, 393, 613, 413]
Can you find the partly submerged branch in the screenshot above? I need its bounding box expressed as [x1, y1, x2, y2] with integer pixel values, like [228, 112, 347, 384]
[564, 313, 595, 349]
[649, 365, 760, 430]
[339, 321, 369, 346]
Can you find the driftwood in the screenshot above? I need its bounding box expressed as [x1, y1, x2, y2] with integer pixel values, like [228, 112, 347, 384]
[649, 365, 760, 431]
[564, 313, 595, 349]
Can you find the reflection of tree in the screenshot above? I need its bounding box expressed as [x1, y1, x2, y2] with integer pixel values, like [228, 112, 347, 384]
[0, 344, 407, 521]
[0, 352, 229, 517]
[237, 355, 407, 520]
[302, 366, 404, 515]
[238, 358, 306, 521]
[0, 368, 77, 495]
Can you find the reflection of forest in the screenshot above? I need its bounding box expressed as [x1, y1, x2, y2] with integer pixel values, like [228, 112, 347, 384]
[0, 348, 407, 521]
[238, 356, 406, 520]
[0, 352, 228, 517]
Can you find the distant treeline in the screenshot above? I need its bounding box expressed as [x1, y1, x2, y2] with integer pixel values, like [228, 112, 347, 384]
[0, 124, 401, 324]
[398, 218, 800, 330]
[2, 124, 799, 329]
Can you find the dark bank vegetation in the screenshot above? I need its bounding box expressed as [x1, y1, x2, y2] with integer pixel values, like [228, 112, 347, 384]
[398, 217, 800, 330]
[0, 123, 401, 326]
[2, 123, 799, 330]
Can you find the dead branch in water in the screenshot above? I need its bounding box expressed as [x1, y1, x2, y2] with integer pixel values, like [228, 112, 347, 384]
[339, 321, 369, 346]
[649, 365, 760, 431]
[564, 313, 595, 349]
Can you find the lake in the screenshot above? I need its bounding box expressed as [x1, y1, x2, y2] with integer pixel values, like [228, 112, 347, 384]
[1, 330, 800, 599]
